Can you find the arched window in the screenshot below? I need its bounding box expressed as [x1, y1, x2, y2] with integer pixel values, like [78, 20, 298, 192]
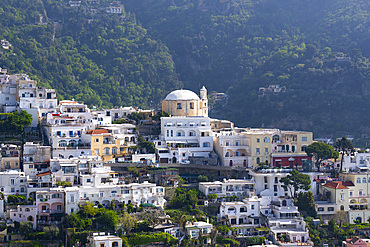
[363, 178, 367, 183]
[59, 140, 67, 147]
[225, 152, 230, 157]
[340, 205, 344, 211]
[357, 178, 361, 183]
[264, 137, 270, 143]
[112, 147, 117, 155]
[256, 157, 260, 164]
[189, 130, 196, 136]
[177, 131, 185, 137]
[104, 148, 110, 155]
[301, 145, 307, 152]
[69, 140, 77, 148]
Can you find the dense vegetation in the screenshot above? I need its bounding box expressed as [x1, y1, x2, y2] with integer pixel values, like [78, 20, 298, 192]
[0, 0, 369, 141]
[0, 0, 181, 108]
[123, 0, 370, 141]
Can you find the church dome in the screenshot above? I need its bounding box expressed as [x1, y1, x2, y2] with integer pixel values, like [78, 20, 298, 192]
[164, 89, 200, 101]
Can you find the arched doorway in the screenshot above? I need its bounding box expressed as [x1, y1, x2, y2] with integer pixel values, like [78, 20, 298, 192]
[172, 157, 177, 163]
[356, 217, 362, 223]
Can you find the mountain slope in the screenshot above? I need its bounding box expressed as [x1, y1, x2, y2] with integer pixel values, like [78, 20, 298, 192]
[0, 0, 181, 108]
[123, 0, 370, 139]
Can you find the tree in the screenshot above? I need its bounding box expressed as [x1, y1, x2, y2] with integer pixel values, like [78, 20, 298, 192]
[144, 209, 163, 228]
[296, 191, 316, 217]
[43, 226, 60, 240]
[306, 142, 339, 171]
[170, 211, 187, 246]
[96, 210, 118, 231]
[334, 211, 348, 227]
[335, 137, 354, 172]
[207, 194, 217, 202]
[280, 170, 311, 199]
[119, 212, 137, 234]
[19, 221, 33, 236]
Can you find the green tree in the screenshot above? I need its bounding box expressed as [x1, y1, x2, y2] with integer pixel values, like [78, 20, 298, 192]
[296, 191, 316, 217]
[43, 226, 60, 240]
[306, 142, 339, 171]
[19, 221, 33, 236]
[96, 210, 118, 231]
[280, 170, 311, 199]
[119, 212, 137, 234]
[335, 137, 354, 172]
[170, 211, 187, 247]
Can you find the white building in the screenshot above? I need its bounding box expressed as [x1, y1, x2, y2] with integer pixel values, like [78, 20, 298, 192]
[0, 170, 27, 198]
[185, 221, 212, 243]
[87, 233, 122, 247]
[23, 142, 51, 163]
[156, 116, 213, 164]
[45, 113, 92, 159]
[219, 197, 261, 236]
[267, 198, 312, 246]
[342, 152, 370, 172]
[199, 179, 255, 199]
[249, 169, 322, 201]
[105, 107, 137, 121]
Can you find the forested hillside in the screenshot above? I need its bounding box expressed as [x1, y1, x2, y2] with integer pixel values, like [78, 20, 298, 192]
[0, 0, 369, 142]
[0, 0, 181, 107]
[123, 0, 370, 141]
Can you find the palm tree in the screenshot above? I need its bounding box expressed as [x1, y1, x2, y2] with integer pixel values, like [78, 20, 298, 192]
[171, 211, 187, 246]
[335, 137, 354, 172]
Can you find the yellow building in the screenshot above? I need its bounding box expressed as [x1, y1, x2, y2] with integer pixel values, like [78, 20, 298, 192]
[241, 129, 277, 168]
[162, 87, 208, 117]
[0, 145, 20, 171]
[87, 129, 128, 161]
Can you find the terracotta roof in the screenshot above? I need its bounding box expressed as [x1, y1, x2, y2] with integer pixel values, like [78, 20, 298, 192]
[86, 129, 110, 135]
[347, 237, 364, 244]
[323, 181, 349, 189]
[343, 181, 355, 187]
[36, 171, 52, 177]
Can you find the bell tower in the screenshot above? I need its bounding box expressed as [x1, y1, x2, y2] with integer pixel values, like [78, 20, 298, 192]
[200, 86, 208, 117]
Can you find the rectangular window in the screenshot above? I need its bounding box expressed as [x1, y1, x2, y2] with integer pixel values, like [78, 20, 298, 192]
[177, 103, 182, 109]
[190, 102, 194, 109]
[166, 130, 169, 137]
[318, 207, 324, 211]
[328, 207, 334, 211]
[257, 138, 260, 143]
[170, 130, 173, 137]
[71, 195, 75, 203]
[265, 147, 269, 155]
[302, 137, 307, 142]
[256, 148, 260, 155]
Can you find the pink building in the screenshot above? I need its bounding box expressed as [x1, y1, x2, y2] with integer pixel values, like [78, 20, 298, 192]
[9, 205, 37, 229]
[36, 188, 65, 226]
[343, 237, 368, 247]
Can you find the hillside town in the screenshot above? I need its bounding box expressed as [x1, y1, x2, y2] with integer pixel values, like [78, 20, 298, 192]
[0, 68, 369, 247]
